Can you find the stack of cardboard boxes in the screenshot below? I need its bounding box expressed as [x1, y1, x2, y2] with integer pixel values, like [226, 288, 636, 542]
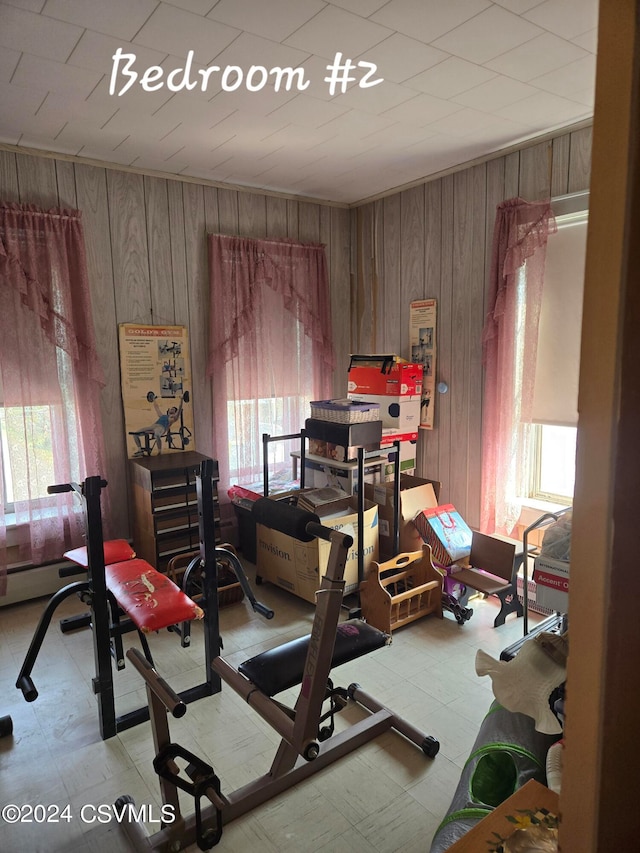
[255, 357, 431, 604]
[347, 356, 423, 480]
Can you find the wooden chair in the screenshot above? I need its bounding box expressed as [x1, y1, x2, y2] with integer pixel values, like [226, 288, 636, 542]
[359, 544, 443, 634]
[449, 532, 525, 628]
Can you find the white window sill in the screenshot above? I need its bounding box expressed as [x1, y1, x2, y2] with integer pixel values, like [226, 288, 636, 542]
[516, 497, 571, 531]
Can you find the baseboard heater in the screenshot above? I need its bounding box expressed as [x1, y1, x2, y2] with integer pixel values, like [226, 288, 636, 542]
[1, 560, 77, 607]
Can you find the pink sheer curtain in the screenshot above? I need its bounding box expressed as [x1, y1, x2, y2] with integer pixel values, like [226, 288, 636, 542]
[481, 198, 556, 535]
[0, 203, 109, 594]
[207, 234, 334, 493]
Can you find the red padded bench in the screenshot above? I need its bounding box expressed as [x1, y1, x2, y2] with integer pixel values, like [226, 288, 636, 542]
[64, 541, 203, 634]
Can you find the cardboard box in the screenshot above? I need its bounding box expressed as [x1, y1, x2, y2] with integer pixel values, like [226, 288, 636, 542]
[305, 417, 382, 462]
[347, 360, 423, 396]
[380, 439, 417, 482]
[381, 428, 419, 445]
[348, 393, 421, 432]
[304, 457, 382, 495]
[365, 474, 440, 558]
[256, 496, 379, 603]
[533, 555, 570, 612]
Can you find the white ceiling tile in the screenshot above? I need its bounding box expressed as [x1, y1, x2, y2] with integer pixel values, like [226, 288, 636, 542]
[299, 54, 358, 101]
[209, 110, 291, 140]
[361, 122, 438, 149]
[152, 124, 234, 153]
[329, 78, 419, 115]
[163, 0, 217, 14]
[67, 30, 168, 76]
[12, 54, 103, 98]
[259, 123, 338, 150]
[0, 80, 47, 115]
[532, 55, 596, 99]
[452, 76, 539, 111]
[524, 0, 599, 40]
[109, 133, 194, 163]
[319, 109, 397, 138]
[2, 0, 46, 11]
[101, 107, 185, 141]
[354, 33, 449, 84]
[12, 103, 67, 138]
[328, 0, 391, 14]
[491, 0, 544, 12]
[86, 74, 175, 116]
[0, 0, 598, 203]
[210, 31, 311, 73]
[35, 91, 119, 125]
[427, 107, 523, 139]
[76, 144, 139, 165]
[41, 0, 158, 40]
[571, 28, 598, 54]
[494, 90, 591, 126]
[129, 154, 191, 175]
[0, 46, 20, 81]
[55, 118, 130, 150]
[283, 5, 394, 60]
[405, 57, 497, 99]
[207, 84, 299, 118]
[0, 3, 83, 61]
[568, 87, 594, 109]
[267, 93, 350, 128]
[371, 0, 492, 43]
[381, 92, 464, 127]
[150, 93, 235, 129]
[485, 31, 589, 82]
[18, 134, 81, 154]
[133, 3, 240, 64]
[207, 0, 325, 43]
[432, 6, 544, 65]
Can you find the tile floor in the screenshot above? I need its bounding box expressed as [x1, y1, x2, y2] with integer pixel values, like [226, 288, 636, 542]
[0, 565, 542, 853]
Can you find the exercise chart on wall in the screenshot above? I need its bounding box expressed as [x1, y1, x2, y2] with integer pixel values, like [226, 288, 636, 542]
[410, 299, 437, 430]
[118, 324, 196, 458]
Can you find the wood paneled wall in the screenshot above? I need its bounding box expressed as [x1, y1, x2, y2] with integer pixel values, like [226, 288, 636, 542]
[0, 151, 351, 539]
[0, 126, 591, 540]
[351, 126, 592, 529]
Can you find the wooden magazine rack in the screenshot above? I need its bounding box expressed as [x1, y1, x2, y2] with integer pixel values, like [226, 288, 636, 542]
[359, 545, 443, 634]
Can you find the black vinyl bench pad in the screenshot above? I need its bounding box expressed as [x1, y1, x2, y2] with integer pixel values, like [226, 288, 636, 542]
[238, 619, 387, 697]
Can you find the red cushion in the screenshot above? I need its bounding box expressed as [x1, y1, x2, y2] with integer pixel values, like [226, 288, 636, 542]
[64, 539, 136, 569]
[105, 559, 204, 633]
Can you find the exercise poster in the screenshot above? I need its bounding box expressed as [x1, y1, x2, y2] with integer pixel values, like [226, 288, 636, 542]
[410, 299, 437, 430]
[118, 324, 195, 458]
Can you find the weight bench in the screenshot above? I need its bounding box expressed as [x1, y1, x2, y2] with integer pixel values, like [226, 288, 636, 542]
[449, 532, 526, 628]
[62, 540, 203, 668]
[16, 461, 271, 740]
[117, 497, 440, 852]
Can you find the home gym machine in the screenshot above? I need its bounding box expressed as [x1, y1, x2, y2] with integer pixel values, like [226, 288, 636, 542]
[115, 496, 440, 852]
[15, 460, 273, 740]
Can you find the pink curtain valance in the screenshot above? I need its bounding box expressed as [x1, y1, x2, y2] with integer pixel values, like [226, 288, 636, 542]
[207, 234, 334, 374]
[0, 202, 105, 389]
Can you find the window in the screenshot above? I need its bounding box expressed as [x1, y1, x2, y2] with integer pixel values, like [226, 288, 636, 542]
[1, 203, 108, 579]
[528, 424, 577, 503]
[208, 234, 334, 494]
[0, 406, 57, 510]
[526, 201, 588, 507]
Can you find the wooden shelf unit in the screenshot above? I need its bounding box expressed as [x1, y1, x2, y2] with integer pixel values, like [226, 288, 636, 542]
[130, 451, 220, 573]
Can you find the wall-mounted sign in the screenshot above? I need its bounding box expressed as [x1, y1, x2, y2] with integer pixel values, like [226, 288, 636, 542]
[409, 299, 437, 430]
[118, 324, 195, 458]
